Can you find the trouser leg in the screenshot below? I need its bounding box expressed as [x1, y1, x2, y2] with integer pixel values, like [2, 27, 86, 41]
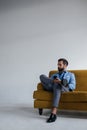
[40, 74, 53, 91]
[52, 84, 61, 107]
[52, 84, 69, 108]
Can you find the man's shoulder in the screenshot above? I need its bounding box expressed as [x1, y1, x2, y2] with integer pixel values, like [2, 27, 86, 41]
[65, 71, 75, 76]
[51, 72, 58, 76]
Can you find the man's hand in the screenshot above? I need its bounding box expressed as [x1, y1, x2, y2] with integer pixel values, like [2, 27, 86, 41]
[53, 79, 61, 84]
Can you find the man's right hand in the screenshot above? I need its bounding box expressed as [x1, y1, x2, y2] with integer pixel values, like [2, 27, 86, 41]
[53, 79, 61, 84]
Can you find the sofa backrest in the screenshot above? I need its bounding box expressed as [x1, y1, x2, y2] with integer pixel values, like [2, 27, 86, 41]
[49, 70, 87, 91]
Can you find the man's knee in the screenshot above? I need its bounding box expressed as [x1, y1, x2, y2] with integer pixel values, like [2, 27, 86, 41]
[39, 74, 45, 81]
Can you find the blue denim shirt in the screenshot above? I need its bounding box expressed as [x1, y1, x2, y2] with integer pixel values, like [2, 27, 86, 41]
[51, 71, 76, 90]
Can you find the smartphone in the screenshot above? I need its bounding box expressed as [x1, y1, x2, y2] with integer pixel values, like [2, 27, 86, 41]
[53, 76, 57, 79]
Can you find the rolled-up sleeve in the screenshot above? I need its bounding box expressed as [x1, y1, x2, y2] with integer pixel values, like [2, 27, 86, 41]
[68, 73, 76, 90]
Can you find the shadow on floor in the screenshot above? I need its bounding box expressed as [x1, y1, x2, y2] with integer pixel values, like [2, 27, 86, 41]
[0, 106, 87, 119]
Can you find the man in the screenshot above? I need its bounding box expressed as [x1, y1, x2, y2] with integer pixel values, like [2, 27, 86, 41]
[40, 58, 76, 123]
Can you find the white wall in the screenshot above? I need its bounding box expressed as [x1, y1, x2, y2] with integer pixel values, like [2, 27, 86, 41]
[0, 0, 87, 106]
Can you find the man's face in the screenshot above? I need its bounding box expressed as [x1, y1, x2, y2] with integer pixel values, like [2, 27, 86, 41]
[57, 61, 67, 71]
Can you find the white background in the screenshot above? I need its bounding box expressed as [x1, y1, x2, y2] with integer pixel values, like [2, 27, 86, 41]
[0, 0, 87, 106]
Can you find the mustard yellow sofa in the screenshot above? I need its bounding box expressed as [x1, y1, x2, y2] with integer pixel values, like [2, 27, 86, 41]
[33, 70, 87, 115]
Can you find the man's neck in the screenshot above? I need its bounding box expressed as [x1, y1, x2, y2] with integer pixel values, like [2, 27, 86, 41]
[58, 69, 66, 74]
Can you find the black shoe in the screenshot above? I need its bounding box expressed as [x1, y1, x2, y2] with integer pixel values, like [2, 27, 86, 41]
[46, 113, 57, 123]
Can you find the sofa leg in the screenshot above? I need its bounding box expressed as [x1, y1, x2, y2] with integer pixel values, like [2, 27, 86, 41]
[39, 108, 43, 115]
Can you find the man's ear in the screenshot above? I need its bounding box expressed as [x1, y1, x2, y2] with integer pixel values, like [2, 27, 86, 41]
[64, 64, 67, 68]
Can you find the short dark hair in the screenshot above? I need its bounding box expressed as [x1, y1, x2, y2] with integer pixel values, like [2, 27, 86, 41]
[58, 58, 68, 66]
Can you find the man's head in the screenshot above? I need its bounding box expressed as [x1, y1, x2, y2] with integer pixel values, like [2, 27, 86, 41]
[57, 58, 68, 72]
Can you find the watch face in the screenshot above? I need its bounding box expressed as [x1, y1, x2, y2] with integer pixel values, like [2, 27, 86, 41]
[62, 79, 68, 86]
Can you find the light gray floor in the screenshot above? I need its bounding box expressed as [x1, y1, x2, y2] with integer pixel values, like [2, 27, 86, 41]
[0, 105, 87, 130]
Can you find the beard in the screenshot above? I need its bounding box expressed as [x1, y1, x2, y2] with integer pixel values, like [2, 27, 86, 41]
[58, 67, 64, 72]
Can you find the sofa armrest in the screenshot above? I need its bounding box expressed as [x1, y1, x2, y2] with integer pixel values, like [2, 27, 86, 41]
[37, 83, 44, 90]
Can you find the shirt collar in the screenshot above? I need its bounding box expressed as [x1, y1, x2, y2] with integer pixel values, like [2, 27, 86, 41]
[58, 70, 67, 75]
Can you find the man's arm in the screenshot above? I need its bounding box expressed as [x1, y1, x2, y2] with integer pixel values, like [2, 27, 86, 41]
[68, 73, 76, 90]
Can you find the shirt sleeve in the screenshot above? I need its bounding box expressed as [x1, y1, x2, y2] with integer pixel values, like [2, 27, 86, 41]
[68, 73, 76, 90]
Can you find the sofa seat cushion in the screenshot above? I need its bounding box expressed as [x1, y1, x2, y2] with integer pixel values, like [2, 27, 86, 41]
[34, 100, 87, 110]
[33, 90, 87, 102]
